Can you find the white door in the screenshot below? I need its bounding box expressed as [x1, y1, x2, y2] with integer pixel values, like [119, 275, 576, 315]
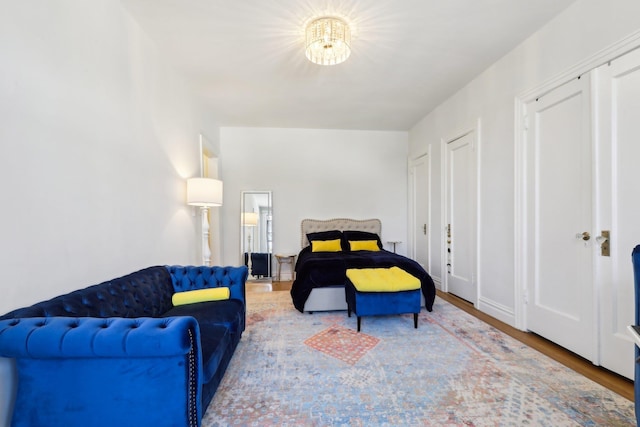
[411, 155, 429, 269]
[524, 75, 594, 361]
[595, 49, 640, 379]
[445, 132, 476, 303]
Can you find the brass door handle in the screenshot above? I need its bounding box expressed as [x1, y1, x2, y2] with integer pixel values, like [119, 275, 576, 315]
[597, 230, 610, 256]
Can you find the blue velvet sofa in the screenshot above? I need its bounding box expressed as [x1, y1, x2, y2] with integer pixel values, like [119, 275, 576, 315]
[0, 264, 248, 427]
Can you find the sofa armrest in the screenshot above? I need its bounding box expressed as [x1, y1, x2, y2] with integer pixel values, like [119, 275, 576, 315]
[0, 316, 203, 427]
[166, 265, 248, 303]
[0, 316, 199, 358]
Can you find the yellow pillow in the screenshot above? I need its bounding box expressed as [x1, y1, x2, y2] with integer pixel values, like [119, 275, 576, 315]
[172, 287, 230, 306]
[311, 239, 342, 252]
[349, 240, 380, 251]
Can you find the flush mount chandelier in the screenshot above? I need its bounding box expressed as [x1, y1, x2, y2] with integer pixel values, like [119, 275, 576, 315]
[305, 16, 351, 66]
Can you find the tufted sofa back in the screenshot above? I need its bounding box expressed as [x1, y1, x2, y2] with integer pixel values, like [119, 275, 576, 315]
[0, 266, 175, 320]
[166, 265, 248, 303]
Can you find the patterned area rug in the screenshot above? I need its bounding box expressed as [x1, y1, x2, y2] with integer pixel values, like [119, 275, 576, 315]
[203, 291, 635, 426]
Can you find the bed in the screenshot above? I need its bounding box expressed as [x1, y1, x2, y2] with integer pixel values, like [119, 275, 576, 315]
[290, 218, 436, 313]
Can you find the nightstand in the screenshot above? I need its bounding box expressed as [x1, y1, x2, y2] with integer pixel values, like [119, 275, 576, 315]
[387, 241, 401, 253]
[275, 253, 296, 281]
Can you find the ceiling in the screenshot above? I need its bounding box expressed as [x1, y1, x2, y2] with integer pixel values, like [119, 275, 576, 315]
[121, 0, 577, 131]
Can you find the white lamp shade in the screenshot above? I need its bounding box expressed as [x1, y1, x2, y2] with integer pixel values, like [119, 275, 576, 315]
[187, 178, 223, 207]
[241, 212, 259, 226]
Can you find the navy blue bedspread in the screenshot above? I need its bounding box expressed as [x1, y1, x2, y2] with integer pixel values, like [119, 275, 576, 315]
[290, 247, 436, 313]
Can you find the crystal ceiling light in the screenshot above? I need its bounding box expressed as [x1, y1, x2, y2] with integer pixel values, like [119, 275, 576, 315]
[305, 17, 351, 66]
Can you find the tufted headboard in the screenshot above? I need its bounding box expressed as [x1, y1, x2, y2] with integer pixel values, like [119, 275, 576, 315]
[300, 218, 382, 248]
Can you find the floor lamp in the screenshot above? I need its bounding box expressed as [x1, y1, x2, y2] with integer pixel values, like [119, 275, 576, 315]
[241, 212, 258, 277]
[187, 177, 223, 266]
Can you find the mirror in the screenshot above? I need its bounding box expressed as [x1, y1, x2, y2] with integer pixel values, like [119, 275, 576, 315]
[241, 191, 272, 281]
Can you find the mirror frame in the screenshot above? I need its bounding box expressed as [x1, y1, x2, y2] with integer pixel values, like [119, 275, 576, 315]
[240, 190, 273, 280]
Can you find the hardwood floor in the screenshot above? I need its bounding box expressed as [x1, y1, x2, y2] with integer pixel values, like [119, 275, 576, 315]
[252, 281, 634, 401]
[246, 280, 293, 293]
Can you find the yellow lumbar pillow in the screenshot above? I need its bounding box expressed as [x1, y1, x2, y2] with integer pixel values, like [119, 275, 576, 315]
[172, 287, 230, 306]
[346, 267, 420, 292]
[311, 239, 342, 252]
[349, 240, 380, 251]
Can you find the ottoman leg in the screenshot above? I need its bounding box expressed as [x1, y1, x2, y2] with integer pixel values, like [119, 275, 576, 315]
[414, 313, 418, 329]
[357, 316, 362, 332]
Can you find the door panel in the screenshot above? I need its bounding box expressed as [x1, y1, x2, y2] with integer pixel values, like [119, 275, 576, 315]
[525, 75, 594, 361]
[446, 132, 476, 303]
[596, 49, 640, 379]
[411, 155, 429, 270]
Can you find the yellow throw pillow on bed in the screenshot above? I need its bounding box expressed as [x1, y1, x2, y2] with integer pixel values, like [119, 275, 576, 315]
[349, 240, 380, 251]
[311, 239, 342, 252]
[172, 287, 230, 306]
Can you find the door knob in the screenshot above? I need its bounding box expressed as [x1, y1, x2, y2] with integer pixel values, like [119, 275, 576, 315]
[576, 231, 590, 241]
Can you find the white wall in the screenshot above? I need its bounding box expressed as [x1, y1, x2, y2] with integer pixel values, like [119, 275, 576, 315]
[409, 0, 640, 325]
[0, 2, 217, 425]
[220, 127, 409, 273]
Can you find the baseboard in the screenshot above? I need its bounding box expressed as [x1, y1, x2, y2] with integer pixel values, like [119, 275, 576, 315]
[275, 273, 294, 281]
[477, 296, 516, 328]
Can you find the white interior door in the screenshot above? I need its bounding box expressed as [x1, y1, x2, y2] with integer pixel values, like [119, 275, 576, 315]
[595, 49, 640, 379]
[445, 132, 476, 303]
[411, 155, 429, 270]
[524, 75, 594, 361]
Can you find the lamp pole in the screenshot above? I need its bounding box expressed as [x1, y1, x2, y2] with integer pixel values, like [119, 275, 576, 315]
[201, 206, 211, 266]
[247, 232, 253, 278]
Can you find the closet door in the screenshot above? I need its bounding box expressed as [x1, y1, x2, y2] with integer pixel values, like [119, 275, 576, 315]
[524, 75, 595, 361]
[445, 131, 476, 303]
[411, 154, 430, 270]
[595, 48, 640, 379]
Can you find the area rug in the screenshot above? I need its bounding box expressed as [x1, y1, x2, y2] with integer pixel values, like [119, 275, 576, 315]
[203, 291, 635, 426]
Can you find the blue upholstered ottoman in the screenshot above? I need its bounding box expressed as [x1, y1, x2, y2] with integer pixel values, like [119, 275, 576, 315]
[345, 267, 421, 332]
